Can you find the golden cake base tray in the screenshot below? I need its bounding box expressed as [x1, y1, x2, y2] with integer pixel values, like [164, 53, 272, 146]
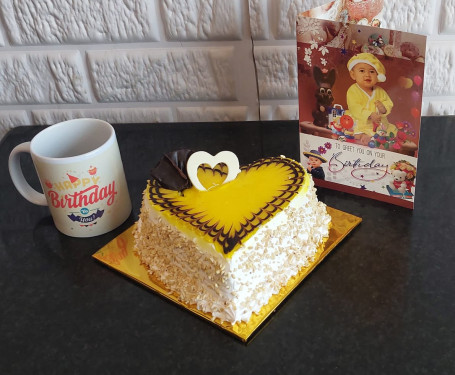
[92, 207, 361, 342]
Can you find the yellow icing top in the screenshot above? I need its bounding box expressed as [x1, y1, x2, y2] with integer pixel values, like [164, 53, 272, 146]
[147, 156, 309, 258]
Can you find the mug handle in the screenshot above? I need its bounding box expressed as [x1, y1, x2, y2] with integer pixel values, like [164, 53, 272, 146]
[8, 142, 48, 206]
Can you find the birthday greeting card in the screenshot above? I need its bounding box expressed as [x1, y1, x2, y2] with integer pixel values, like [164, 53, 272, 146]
[297, 0, 426, 209]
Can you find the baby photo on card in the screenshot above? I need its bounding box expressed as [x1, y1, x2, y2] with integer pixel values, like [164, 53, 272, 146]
[297, 4, 426, 209]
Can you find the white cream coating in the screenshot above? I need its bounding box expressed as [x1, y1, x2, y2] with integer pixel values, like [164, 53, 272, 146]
[134, 177, 331, 325]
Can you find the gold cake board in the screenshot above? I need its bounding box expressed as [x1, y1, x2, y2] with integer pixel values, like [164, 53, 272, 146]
[93, 207, 361, 342]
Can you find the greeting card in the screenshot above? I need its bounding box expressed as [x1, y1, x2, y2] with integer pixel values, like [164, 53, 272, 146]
[297, 1, 426, 209]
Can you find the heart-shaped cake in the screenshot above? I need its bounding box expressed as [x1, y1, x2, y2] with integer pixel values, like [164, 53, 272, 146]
[148, 156, 309, 256]
[134, 151, 331, 325]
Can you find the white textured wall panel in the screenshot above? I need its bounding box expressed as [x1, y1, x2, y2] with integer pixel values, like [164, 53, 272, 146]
[0, 111, 29, 139]
[275, 0, 326, 39]
[31, 107, 173, 125]
[0, 0, 159, 45]
[249, 0, 269, 39]
[275, 104, 299, 120]
[176, 106, 249, 121]
[87, 48, 236, 102]
[440, 0, 455, 34]
[382, 1, 437, 35]
[255, 45, 298, 99]
[428, 101, 455, 115]
[260, 105, 273, 120]
[424, 43, 455, 96]
[0, 0, 455, 140]
[0, 51, 90, 104]
[161, 0, 243, 40]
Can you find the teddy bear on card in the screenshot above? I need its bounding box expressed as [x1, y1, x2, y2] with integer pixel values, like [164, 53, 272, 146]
[387, 161, 417, 199]
[389, 170, 407, 194]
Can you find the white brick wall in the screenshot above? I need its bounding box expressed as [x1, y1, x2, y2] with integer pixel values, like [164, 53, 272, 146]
[1, 0, 454, 140]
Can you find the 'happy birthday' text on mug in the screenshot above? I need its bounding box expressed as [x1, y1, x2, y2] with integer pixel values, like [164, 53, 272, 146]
[51, 176, 101, 191]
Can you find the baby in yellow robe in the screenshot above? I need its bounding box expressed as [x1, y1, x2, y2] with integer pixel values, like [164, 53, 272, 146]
[345, 53, 397, 145]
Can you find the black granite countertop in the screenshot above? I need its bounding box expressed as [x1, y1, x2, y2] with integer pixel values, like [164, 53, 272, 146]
[1, 118, 454, 374]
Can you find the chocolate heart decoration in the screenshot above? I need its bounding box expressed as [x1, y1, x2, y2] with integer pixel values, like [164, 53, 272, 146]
[148, 156, 308, 256]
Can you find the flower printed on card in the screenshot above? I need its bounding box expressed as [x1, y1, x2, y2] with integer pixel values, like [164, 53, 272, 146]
[319, 46, 329, 56]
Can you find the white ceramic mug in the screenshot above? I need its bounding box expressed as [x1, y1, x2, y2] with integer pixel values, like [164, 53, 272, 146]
[8, 118, 132, 237]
